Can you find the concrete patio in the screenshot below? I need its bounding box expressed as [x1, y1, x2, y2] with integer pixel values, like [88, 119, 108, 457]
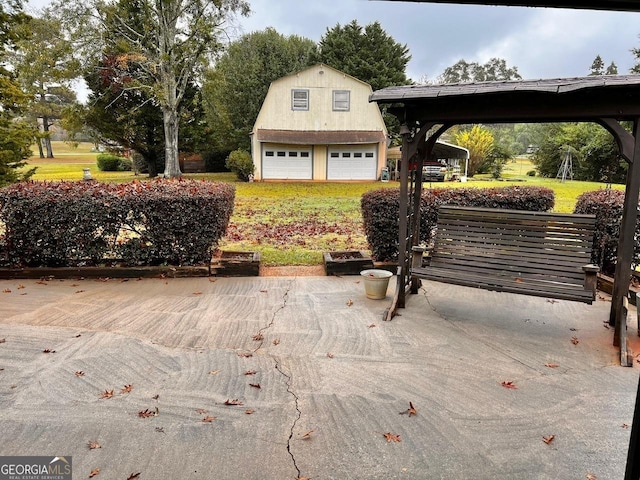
[0, 274, 637, 479]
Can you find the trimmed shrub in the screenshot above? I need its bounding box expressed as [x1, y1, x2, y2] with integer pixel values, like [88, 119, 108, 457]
[0, 182, 122, 267]
[113, 180, 235, 266]
[573, 189, 640, 275]
[97, 153, 131, 172]
[361, 186, 555, 261]
[226, 149, 254, 181]
[0, 179, 235, 267]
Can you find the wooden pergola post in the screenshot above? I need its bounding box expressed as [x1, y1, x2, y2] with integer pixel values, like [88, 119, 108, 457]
[609, 119, 640, 365]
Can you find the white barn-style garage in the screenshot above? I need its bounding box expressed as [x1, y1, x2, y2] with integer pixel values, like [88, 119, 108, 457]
[251, 64, 388, 181]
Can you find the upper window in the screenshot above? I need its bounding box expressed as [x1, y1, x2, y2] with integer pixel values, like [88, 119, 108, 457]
[292, 89, 309, 111]
[333, 90, 350, 111]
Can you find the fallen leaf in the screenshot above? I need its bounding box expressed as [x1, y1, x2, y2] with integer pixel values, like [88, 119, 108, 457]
[346, 299, 353, 307]
[542, 435, 555, 445]
[208, 278, 217, 283]
[138, 408, 158, 418]
[74, 334, 82, 338]
[622, 423, 629, 429]
[19, 293, 28, 296]
[224, 399, 244, 406]
[17, 284, 25, 289]
[260, 289, 268, 293]
[326, 352, 334, 358]
[89, 468, 100, 478]
[408, 401, 417, 416]
[120, 384, 133, 394]
[237, 352, 253, 358]
[368, 324, 376, 328]
[571, 336, 580, 345]
[569, 327, 578, 331]
[547, 299, 558, 304]
[87, 440, 101, 450]
[202, 416, 215, 423]
[208, 370, 220, 375]
[383, 432, 401, 443]
[545, 363, 559, 369]
[75, 371, 85, 377]
[0, 338, 5, 343]
[273, 339, 280, 346]
[501, 381, 517, 389]
[249, 383, 261, 389]
[245, 409, 255, 415]
[193, 291, 202, 295]
[71, 283, 79, 287]
[42, 349, 56, 354]
[603, 323, 610, 329]
[75, 290, 85, 294]
[126, 473, 140, 480]
[252, 333, 264, 341]
[152, 394, 160, 400]
[586, 474, 597, 480]
[196, 408, 209, 415]
[36, 280, 48, 285]
[515, 277, 523, 283]
[301, 429, 314, 439]
[155, 427, 165, 433]
[244, 370, 257, 375]
[99, 389, 114, 399]
[2, 289, 11, 293]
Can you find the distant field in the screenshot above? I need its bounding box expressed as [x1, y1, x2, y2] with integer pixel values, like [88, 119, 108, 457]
[18, 146, 625, 265]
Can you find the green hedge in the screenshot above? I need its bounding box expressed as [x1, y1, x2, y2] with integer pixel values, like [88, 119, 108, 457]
[361, 186, 555, 262]
[97, 153, 132, 172]
[573, 189, 640, 275]
[0, 179, 235, 267]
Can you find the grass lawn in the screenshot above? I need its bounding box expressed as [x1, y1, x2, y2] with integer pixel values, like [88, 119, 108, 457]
[19, 143, 624, 266]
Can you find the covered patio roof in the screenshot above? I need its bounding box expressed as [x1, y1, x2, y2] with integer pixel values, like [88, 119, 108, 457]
[376, 0, 640, 11]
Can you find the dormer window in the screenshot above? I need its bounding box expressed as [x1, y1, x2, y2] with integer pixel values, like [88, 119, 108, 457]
[292, 89, 309, 110]
[333, 90, 350, 111]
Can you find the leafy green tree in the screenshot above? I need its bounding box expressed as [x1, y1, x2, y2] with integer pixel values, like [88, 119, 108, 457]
[54, 0, 249, 177]
[530, 123, 623, 182]
[589, 55, 605, 76]
[0, 0, 35, 187]
[10, 15, 79, 158]
[439, 58, 521, 83]
[589, 55, 618, 75]
[452, 125, 495, 177]
[79, 54, 210, 178]
[314, 20, 411, 139]
[606, 62, 618, 75]
[202, 28, 317, 152]
[315, 20, 411, 92]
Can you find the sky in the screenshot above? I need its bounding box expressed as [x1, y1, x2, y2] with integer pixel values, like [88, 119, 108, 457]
[25, 0, 640, 86]
[232, 0, 640, 82]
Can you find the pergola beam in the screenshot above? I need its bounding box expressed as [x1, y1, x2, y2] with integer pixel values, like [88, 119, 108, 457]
[374, 0, 640, 12]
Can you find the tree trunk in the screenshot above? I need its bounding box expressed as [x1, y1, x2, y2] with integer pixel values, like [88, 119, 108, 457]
[37, 135, 45, 158]
[162, 105, 181, 177]
[42, 116, 54, 158]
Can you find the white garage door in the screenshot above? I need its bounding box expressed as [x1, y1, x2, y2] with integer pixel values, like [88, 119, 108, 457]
[262, 147, 312, 180]
[327, 145, 377, 180]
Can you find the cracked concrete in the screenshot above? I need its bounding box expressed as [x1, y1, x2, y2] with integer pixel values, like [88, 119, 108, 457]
[0, 275, 638, 479]
[250, 279, 303, 478]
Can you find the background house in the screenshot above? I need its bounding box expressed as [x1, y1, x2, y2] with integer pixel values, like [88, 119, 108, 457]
[250, 64, 388, 181]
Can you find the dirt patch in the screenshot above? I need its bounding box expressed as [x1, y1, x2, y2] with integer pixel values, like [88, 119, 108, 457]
[260, 265, 325, 277]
